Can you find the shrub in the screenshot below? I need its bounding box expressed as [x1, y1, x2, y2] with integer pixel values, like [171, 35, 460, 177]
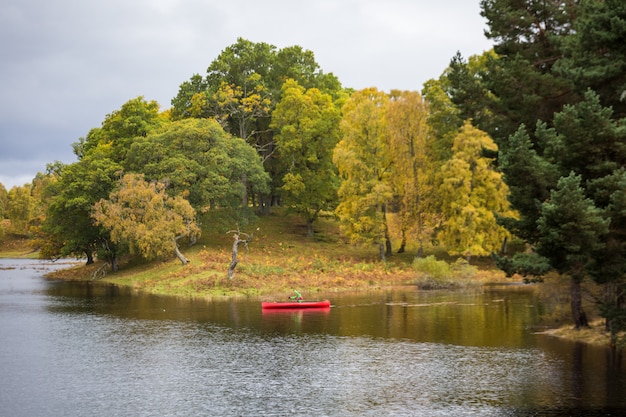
[413, 255, 451, 281]
[413, 256, 479, 289]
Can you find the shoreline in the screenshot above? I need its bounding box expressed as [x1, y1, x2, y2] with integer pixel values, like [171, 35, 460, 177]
[43, 260, 619, 350]
[1, 250, 620, 350]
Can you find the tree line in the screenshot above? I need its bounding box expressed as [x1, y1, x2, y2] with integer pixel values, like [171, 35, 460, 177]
[1, 1, 625, 340]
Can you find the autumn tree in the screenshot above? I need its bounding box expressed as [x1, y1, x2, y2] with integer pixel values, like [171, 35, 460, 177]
[438, 122, 514, 259]
[334, 88, 393, 260]
[0, 182, 7, 219]
[6, 185, 35, 236]
[92, 174, 200, 266]
[386, 90, 432, 255]
[271, 79, 341, 236]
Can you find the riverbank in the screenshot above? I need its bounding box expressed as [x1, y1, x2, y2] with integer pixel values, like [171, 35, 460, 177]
[539, 320, 624, 348]
[0, 211, 620, 349]
[29, 211, 505, 297]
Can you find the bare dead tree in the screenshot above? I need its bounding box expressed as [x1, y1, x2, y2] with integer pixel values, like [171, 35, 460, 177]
[226, 227, 254, 279]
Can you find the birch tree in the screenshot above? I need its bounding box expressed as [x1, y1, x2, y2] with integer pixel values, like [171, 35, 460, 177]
[387, 90, 432, 256]
[333, 88, 393, 260]
[92, 174, 200, 265]
[438, 121, 514, 258]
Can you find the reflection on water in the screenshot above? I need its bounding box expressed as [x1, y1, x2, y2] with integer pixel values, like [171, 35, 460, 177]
[0, 259, 624, 416]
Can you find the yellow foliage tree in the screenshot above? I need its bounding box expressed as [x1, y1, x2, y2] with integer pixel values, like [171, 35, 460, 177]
[438, 121, 514, 258]
[6, 185, 35, 236]
[334, 88, 393, 260]
[92, 174, 200, 265]
[387, 90, 433, 256]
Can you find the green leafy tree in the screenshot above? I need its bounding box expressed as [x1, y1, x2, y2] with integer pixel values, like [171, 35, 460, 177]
[74, 97, 164, 162]
[271, 79, 341, 236]
[497, 125, 559, 242]
[170, 74, 209, 120]
[438, 122, 514, 259]
[0, 182, 7, 219]
[587, 169, 626, 343]
[0, 182, 6, 240]
[333, 88, 393, 260]
[541, 90, 626, 181]
[498, 91, 626, 331]
[271, 45, 343, 99]
[126, 118, 270, 212]
[42, 147, 123, 266]
[481, 1, 626, 332]
[445, 50, 500, 136]
[170, 39, 344, 209]
[92, 174, 200, 265]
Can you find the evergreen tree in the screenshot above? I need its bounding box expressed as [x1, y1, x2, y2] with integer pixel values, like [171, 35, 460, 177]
[479, 0, 578, 146]
[555, 0, 626, 117]
[536, 173, 609, 328]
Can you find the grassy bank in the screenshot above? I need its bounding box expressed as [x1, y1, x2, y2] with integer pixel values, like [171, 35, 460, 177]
[3, 210, 505, 297]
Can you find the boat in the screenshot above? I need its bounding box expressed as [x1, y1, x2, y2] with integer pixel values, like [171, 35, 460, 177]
[261, 300, 331, 309]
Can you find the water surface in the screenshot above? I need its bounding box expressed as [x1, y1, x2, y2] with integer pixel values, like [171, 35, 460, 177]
[1, 259, 624, 416]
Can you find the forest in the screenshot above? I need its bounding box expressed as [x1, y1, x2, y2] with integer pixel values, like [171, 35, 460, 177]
[0, 0, 625, 344]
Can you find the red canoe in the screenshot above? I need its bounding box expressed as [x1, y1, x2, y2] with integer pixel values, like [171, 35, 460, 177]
[261, 300, 331, 309]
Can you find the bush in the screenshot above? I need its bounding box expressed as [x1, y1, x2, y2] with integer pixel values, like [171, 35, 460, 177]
[413, 255, 451, 281]
[412, 256, 479, 289]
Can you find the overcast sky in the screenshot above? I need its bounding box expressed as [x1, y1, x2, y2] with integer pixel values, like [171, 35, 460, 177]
[0, 0, 493, 189]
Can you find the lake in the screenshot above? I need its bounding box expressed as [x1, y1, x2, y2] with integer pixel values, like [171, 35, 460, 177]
[1, 258, 624, 416]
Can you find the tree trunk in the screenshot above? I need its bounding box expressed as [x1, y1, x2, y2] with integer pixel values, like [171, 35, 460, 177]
[603, 282, 625, 348]
[173, 237, 189, 266]
[241, 172, 248, 208]
[379, 242, 386, 262]
[397, 229, 406, 254]
[85, 250, 94, 265]
[383, 204, 391, 257]
[499, 236, 508, 255]
[228, 234, 243, 278]
[415, 242, 424, 259]
[306, 218, 314, 238]
[570, 279, 589, 329]
[110, 256, 119, 272]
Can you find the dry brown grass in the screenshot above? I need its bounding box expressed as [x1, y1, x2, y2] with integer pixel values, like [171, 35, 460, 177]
[538, 319, 624, 347]
[42, 209, 506, 298]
